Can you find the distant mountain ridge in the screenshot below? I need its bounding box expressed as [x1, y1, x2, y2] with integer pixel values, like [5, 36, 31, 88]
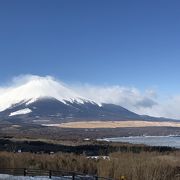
[0, 76, 178, 123]
[0, 97, 176, 123]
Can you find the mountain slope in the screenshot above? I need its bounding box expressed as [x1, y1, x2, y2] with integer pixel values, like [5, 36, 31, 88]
[0, 76, 176, 123]
[0, 97, 176, 124]
[0, 97, 143, 122]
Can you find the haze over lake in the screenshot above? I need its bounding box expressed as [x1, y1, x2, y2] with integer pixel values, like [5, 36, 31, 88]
[102, 136, 180, 149]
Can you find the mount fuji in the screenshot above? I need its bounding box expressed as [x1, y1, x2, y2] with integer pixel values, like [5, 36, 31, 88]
[0, 76, 173, 123]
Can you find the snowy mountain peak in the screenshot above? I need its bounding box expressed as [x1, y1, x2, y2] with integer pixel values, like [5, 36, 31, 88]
[0, 75, 94, 112]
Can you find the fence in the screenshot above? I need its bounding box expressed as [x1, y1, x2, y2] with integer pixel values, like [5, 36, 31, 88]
[0, 168, 114, 180]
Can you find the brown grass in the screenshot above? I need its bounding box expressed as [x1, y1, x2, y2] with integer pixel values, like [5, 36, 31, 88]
[42, 121, 180, 128]
[0, 151, 180, 180]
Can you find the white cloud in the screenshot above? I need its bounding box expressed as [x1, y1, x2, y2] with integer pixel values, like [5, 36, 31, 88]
[0, 74, 180, 119]
[72, 85, 160, 116]
[73, 85, 157, 108]
[72, 85, 180, 119]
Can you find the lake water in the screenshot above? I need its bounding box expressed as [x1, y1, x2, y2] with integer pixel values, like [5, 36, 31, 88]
[101, 136, 180, 149]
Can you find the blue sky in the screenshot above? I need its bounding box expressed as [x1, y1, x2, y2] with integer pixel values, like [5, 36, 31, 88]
[0, 0, 180, 93]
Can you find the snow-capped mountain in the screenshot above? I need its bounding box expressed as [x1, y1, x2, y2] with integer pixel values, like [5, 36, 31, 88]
[0, 75, 95, 112]
[0, 76, 174, 123]
[0, 96, 142, 120]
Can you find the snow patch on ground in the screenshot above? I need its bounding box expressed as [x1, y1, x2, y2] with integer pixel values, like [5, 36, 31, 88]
[9, 108, 32, 116]
[0, 174, 70, 180]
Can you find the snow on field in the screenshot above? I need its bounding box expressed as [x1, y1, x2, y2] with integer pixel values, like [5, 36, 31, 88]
[0, 174, 70, 180]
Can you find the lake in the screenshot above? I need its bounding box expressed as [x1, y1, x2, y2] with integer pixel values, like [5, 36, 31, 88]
[101, 136, 180, 148]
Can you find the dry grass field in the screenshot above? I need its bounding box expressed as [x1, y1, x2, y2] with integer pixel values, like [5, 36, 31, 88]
[0, 151, 180, 180]
[42, 120, 180, 128]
